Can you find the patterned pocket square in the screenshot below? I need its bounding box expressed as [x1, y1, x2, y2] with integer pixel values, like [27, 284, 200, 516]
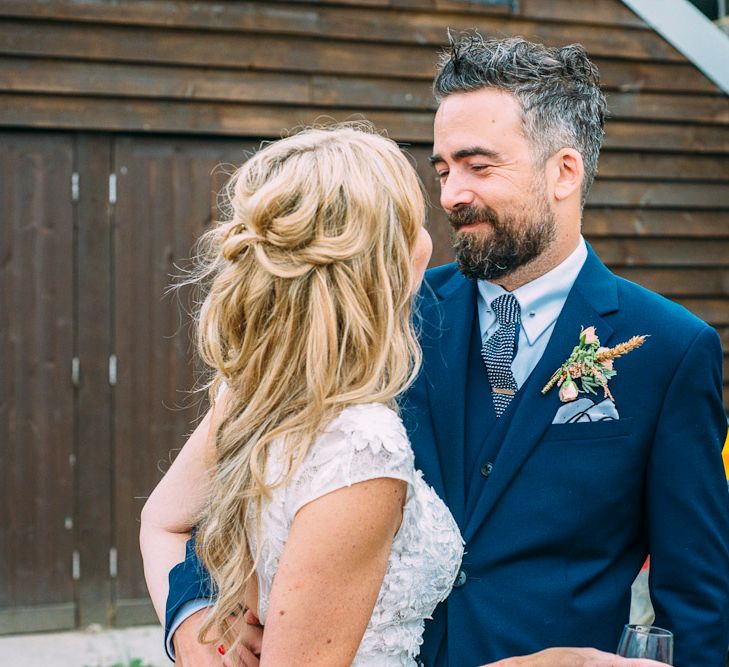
[551, 397, 620, 424]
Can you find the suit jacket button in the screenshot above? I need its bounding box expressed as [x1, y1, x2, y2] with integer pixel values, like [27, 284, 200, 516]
[454, 569, 467, 587]
[480, 462, 493, 478]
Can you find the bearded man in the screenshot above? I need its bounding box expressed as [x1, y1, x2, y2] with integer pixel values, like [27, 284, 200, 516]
[163, 35, 729, 667]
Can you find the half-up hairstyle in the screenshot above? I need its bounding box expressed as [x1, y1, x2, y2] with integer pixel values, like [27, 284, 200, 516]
[190, 124, 425, 649]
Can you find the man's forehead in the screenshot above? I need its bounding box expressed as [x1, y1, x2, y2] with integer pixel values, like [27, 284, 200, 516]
[435, 89, 520, 125]
[433, 90, 524, 157]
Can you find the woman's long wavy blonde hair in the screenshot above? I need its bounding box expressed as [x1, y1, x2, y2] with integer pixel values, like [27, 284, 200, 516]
[191, 124, 426, 648]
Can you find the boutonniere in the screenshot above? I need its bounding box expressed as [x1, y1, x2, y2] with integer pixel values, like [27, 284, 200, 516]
[541, 326, 647, 403]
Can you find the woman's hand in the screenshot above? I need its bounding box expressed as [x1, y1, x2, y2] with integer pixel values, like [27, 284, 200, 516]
[219, 609, 264, 667]
[172, 609, 224, 667]
[172, 607, 263, 667]
[482, 647, 669, 667]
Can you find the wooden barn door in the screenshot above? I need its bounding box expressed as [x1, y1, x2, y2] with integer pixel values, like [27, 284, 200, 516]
[0, 131, 256, 631]
[0, 133, 444, 631]
[0, 133, 77, 632]
[110, 135, 256, 624]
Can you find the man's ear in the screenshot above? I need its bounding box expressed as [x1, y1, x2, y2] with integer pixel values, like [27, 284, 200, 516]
[551, 148, 584, 202]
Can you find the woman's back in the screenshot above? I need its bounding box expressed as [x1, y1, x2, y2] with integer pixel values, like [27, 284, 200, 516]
[253, 403, 463, 665]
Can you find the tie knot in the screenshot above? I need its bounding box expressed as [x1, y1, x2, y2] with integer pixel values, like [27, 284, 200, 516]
[491, 294, 521, 326]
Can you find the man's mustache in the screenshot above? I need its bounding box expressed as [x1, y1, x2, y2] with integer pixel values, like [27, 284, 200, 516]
[448, 205, 500, 230]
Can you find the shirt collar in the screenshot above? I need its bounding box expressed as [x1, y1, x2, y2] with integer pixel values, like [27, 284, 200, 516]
[477, 237, 588, 346]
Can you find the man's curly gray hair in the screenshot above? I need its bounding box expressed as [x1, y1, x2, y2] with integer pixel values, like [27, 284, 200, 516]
[433, 33, 608, 204]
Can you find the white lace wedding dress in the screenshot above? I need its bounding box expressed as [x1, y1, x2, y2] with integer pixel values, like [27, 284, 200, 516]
[250, 402, 464, 666]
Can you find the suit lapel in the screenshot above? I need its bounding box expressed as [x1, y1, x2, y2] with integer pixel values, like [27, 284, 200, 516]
[418, 270, 476, 526]
[462, 249, 619, 541]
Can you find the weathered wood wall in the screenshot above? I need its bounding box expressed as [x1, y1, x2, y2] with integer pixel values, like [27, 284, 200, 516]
[1, 0, 727, 630]
[0, 0, 726, 364]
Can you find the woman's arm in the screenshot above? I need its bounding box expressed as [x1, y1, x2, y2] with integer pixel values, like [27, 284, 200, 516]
[260, 476, 406, 666]
[140, 399, 221, 623]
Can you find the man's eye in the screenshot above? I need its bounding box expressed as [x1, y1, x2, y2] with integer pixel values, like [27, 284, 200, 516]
[472, 164, 490, 172]
[437, 171, 448, 181]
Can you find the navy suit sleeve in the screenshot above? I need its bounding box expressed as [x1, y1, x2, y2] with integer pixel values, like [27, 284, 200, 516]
[647, 325, 729, 667]
[164, 535, 214, 644]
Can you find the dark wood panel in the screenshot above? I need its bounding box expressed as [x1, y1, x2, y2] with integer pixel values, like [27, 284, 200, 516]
[0, 57, 437, 111]
[265, 0, 648, 26]
[582, 210, 729, 238]
[675, 299, 729, 326]
[0, 57, 310, 106]
[604, 121, 729, 154]
[596, 59, 719, 95]
[319, 0, 390, 6]
[0, 0, 506, 34]
[612, 267, 729, 296]
[0, 132, 75, 619]
[75, 134, 113, 626]
[0, 0, 505, 22]
[590, 238, 729, 267]
[0, 94, 435, 141]
[605, 92, 729, 125]
[597, 153, 729, 182]
[0, 21, 437, 79]
[0, 2, 681, 61]
[114, 598, 157, 627]
[516, 0, 645, 26]
[0, 603, 75, 635]
[588, 181, 729, 209]
[718, 325, 729, 352]
[112, 136, 255, 603]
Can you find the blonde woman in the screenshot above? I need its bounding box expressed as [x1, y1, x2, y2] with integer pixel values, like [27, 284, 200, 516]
[140, 125, 463, 666]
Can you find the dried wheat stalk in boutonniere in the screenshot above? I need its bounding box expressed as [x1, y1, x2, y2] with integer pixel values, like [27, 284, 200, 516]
[595, 336, 647, 363]
[541, 327, 647, 403]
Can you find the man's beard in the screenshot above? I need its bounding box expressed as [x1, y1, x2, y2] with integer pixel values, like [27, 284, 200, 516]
[449, 198, 556, 282]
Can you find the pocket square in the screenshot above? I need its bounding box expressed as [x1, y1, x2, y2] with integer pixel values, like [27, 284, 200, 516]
[551, 397, 619, 424]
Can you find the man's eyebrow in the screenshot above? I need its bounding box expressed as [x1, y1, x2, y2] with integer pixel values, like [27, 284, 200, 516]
[428, 146, 502, 165]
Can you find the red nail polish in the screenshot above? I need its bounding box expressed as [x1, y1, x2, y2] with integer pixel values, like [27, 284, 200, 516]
[217, 644, 226, 655]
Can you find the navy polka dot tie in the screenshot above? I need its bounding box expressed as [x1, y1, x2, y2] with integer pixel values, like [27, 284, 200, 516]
[481, 293, 521, 417]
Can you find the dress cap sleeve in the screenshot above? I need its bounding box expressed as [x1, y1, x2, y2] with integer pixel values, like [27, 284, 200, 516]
[286, 403, 415, 519]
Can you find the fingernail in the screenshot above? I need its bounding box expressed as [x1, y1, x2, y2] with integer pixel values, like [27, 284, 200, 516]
[217, 644, 226, 655]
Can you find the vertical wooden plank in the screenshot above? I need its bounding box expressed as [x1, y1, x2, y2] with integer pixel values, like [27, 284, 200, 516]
[112, 136, 159, 620]
[0, 132, 76, 632]
[75, 133, 113, 627]
[112, 135, 257, 623]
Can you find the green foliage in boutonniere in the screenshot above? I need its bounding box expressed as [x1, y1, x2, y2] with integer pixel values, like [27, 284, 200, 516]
[541, 326, 647, 403]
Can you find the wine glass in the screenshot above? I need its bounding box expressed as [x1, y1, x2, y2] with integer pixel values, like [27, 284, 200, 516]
[617, 624, 673, 664]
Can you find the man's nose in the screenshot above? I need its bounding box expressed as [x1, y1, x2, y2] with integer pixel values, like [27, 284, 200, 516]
[440, 174, 475, 212]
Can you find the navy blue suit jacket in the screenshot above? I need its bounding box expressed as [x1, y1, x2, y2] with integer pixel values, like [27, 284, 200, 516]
[166, 248, 729, 666]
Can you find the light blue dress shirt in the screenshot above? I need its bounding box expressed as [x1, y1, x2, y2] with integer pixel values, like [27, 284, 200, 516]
[476, 237, 588, 388]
